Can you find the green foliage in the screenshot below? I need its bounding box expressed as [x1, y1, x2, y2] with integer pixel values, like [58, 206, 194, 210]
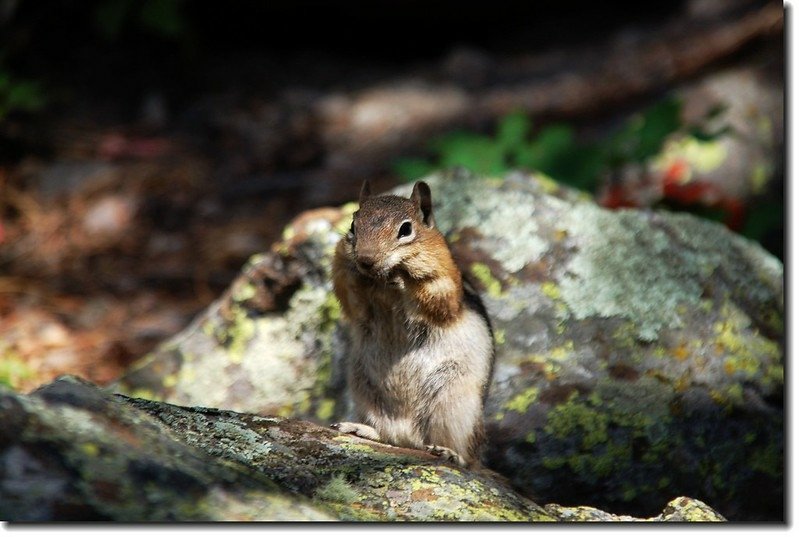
[429, 132, 507, 176]
[94, 0, 187, 40]
[390, 158, 436, 181]
[742, 202, 783, 243]
[0, 69, 47, 121]
[394, 98, 684, 192]
[606, 98, 682, 166]
[392, 99, 782, 256]
[0, 352, 34, 390]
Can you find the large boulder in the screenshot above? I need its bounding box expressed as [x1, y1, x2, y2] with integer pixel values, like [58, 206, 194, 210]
[1, 376, 725, 522]
[114, 169, 783, 520]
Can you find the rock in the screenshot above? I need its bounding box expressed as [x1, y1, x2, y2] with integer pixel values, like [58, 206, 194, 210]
[544, 496, 725, 522]
[0, 376, 724, 522]
[114, 169, 783, 520]
[0, 376, 331, 521]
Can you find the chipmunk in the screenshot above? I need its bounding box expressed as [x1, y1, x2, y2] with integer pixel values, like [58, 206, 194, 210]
[331, 180, 495, 468]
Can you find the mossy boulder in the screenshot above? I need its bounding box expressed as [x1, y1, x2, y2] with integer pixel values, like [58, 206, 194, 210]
[1, 376, 726, 521]
[114, 169, 783, 520]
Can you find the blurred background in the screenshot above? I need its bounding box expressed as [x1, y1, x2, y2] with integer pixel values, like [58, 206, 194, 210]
[0, 0, 784, 391]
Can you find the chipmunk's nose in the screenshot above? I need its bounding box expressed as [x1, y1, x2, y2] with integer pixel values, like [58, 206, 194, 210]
[356, 253, 377, 272]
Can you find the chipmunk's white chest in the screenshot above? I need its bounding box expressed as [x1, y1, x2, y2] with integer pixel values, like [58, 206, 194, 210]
[351, 305, 492, 404]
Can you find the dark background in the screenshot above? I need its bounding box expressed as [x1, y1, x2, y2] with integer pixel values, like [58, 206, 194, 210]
[0, 0, 784, 393]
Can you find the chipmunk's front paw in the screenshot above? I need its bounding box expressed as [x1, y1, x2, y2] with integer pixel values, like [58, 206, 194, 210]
[330, 422, 381, 442]
[425, 445, 467, 467]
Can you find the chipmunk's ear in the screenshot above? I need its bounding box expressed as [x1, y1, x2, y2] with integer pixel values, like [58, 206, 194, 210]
[411, 181, 435, 228]
[359, 180, 371, 203]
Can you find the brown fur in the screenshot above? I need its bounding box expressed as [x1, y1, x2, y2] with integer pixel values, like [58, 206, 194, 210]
[332, 181, 495, 468]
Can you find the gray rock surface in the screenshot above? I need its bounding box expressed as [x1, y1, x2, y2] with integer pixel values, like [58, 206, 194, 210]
[1, 376, 725, 522]
[114, 169, 783, 520]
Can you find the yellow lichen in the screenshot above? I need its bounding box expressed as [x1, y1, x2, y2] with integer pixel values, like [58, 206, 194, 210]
[470, 263, 503, 298]
[494, 328, 506, 346]
[315, 398, 336, 421]
[540, 281, 561, 301]
[504, 386, 540, 414]
[80, 442, 100, 457]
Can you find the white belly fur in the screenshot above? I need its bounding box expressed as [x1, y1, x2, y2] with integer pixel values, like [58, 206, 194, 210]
[349, 306, 493, 455]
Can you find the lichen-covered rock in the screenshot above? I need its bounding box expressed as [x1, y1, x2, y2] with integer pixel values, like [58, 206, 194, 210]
[1, 376, 724, 522]
[545, 496, 725, 522]
[0, 376, 332, 521]
[114, 169, 783, 520]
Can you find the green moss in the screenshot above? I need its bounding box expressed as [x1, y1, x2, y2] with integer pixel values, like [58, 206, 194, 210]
[597, 376, 672, 434]
[334, 437, 375, 453]
[318, 292, 342, 333]
[766, 364, 784, 388]
[315, 473, 361, 504]
[227, 306, 256, 364]
[714, 302, 781, 383]
[622, 484, 638, 502]
[204, 302, 257, 364]
[303, 290, 342, 419]
[541, 455, 566, 470]
[504, 387, 540, 414]
[588, 442, 631, 477]
[750, 444, 782, 478]
[470, 263, 503, 298]
[725, 383, 744, 406]
[545, 392, 608, 450]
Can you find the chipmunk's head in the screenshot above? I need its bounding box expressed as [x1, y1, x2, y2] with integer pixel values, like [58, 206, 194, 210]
[345, 180, 438, 281]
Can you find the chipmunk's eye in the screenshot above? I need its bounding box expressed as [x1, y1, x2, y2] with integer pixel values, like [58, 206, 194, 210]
[349, 221, 355, 236]
[398, 221, 413, 239]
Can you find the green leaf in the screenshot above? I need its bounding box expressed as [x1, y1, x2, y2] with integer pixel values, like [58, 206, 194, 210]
[602, 97, 683, 166]
[496, 111, 531, 153]
[431, 132, 507, 175]
[633, 97, 682, 161]
[516, 124, 573, 171]
[391, 158, 437, 182]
